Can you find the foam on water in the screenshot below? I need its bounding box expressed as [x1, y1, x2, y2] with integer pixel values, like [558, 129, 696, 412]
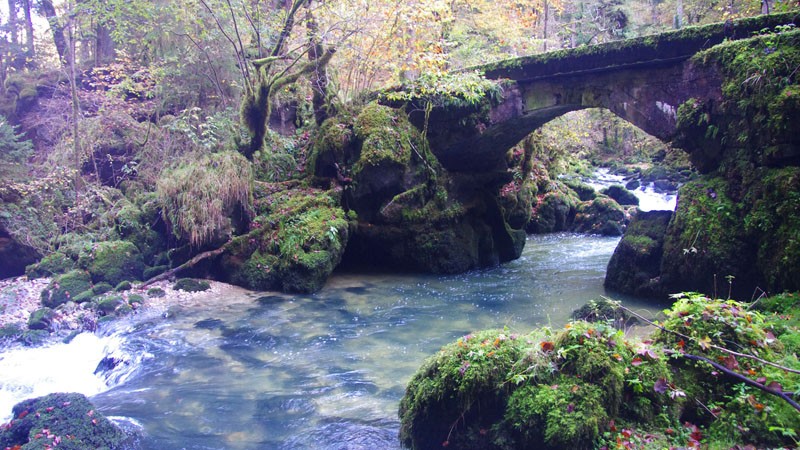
[0, 332, 134, 422]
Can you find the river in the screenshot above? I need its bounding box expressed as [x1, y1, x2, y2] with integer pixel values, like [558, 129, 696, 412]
[0, 232, 671, 449]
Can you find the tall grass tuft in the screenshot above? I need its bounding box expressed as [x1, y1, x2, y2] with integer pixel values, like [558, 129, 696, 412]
[157, 151, 253, 248]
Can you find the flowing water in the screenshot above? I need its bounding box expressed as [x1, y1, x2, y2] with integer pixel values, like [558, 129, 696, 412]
[0, 233, 665, 449]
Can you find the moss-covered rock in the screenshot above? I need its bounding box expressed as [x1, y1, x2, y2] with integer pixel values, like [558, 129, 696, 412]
[570, 195, 627, 236]
[91, 282, 114, 295]
[308, 101, 527, 277]
[601, 184, 639, 206]
[220, 185, 348, 293]
[605, 210, 672, 297]
[25, 252, 74, 279]
[41, 270, 92, 308]
[0, 392, 127, 449]
[399, 322, 675, 450]
[27, 307, 56, 331]
[527, 180, 579, 233]
[114, 280, 132, 292]
[80, 240, 144, 287]
[146, 287, 165, 298]
[173, 278, 211, 292]
[95, 295, 126, 316]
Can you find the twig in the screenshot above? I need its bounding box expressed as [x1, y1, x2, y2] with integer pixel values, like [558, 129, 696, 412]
[667, 349, 800, 413]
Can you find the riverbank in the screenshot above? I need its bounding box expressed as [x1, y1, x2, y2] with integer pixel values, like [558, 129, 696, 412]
[0, 275, 238, 343]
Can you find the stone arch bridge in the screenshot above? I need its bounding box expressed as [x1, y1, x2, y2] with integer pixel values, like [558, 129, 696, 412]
[397, 12, 798, 173]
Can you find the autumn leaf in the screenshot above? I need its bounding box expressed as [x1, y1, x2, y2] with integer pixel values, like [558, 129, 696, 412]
[698, 336, 712, 351]
[540, 341, 555, 352]
[631, 357, 643, 366]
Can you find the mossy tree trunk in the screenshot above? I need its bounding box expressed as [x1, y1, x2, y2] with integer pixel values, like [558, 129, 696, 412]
[239, 1, 335, 159]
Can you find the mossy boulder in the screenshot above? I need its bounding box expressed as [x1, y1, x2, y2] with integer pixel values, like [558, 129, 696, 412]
[25, 252, 74, 279]
[605, 210, 672, 297]
[41, 270, 92, 308]
[527, 180, 579, 233]
[0, 392, 127, 449]
[27, 307, 56, 331]
[570, 195, 627, 236]
[601, 184, 639, 206]
[219, 183, 349, 293]
[80, 240, 145, 287]
[399, 322, 675, 450]
[173, 278, 210, 292]
[309, 102, 527, 276]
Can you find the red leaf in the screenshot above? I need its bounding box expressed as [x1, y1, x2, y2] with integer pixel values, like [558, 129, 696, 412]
[767, 381, 783, 392]
[631, 357, 643, 366]
[540, 341, 555, 352]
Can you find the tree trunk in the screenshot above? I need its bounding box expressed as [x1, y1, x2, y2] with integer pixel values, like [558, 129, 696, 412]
[542, 0, 549, 52]
[38, 0, 69, 64]
[22, 0, 35, 60]
[95, 24, 115, 65]
[7, 0, 19, 47]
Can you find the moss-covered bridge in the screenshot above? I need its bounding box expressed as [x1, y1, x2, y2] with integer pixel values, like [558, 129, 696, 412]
[406, 12, 798, 173]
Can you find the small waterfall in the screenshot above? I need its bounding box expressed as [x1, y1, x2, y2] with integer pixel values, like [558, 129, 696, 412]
[0, 331, 141, 423]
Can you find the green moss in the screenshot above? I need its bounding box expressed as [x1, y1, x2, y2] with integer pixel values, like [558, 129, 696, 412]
[81, 240, 145, 286]
[95, 295, 125, 316]
[92, 282, 114, 295]
[504, 376, 607, 449]
[0, 392, 127, 449]
[25, 252, 74, 279]
[173, 278, 211, 292]
[146, 287, 166, 298]
[72, 290, 94, 304]
[224, 183, 349, 293]
[743, 167, 800, 292]
[400, 321, 679, 450]
[143, 265, 168, 280]
[27, 307, 55, 331]
[115, 280, 132, 292]
[127, 293, 144, 306]
[41, 270, 93, 308]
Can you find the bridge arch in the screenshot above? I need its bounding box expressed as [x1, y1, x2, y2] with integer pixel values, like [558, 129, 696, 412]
[394, 12, 796, 174]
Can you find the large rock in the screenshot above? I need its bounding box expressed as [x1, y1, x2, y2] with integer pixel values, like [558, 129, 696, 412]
[605, 210, 672, 297]
[218, 184, 349, 294]
[0, 392, 128, 449]
[41, 270, 93, 308]
[310, 102, 527, 274]
[79, 240, 145, 286]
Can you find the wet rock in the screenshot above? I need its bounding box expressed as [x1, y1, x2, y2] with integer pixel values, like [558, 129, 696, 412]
[601, 184, 639, 206]
[571, 195, 627, 236]
[570, 298, 638, 329]
[41, 270, 93, 308]
[605, 210, 672, 297]
[0, 392, 128, 449]
[27, 307, 56, 331]
[653, 179, 678, 193]
[625, 179, 641, 190]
